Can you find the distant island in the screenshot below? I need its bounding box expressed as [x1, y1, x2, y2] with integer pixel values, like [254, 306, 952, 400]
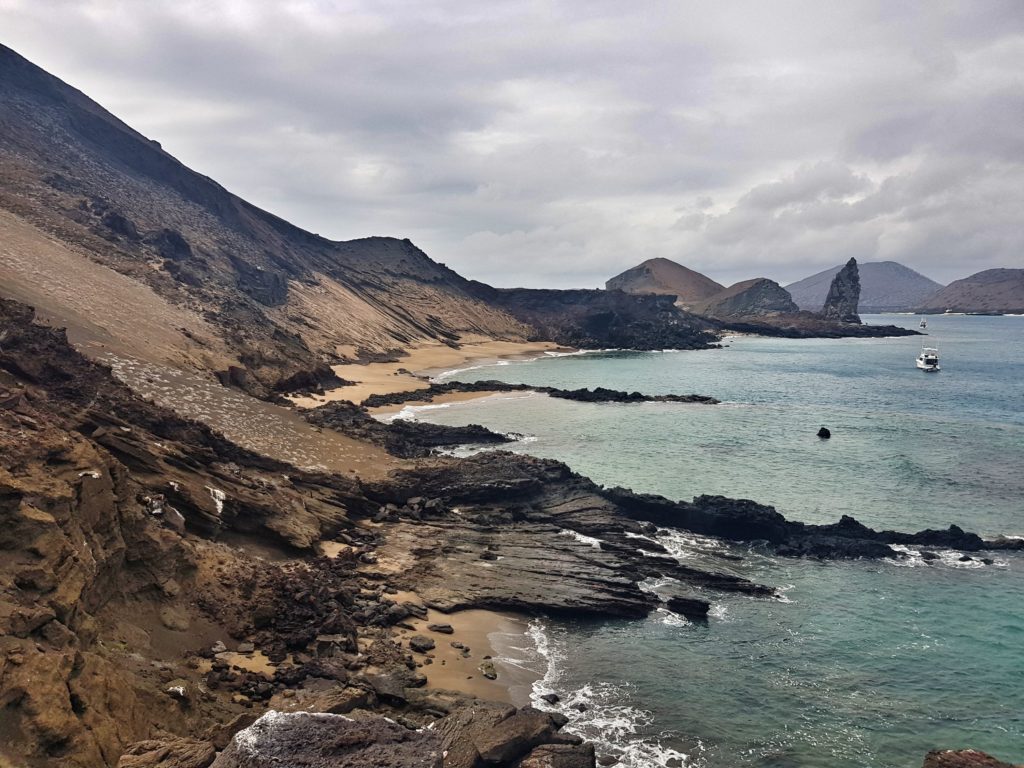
[915, 268, 1024, 315]
[605, 257, 918, 338]
[607, 257, 1024, 317]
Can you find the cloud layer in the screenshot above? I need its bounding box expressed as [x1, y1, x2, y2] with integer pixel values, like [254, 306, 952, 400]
[3, 0, 1022, 286]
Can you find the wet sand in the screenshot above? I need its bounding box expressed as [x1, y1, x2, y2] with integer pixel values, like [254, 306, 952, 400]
[289, 337, 566, 408]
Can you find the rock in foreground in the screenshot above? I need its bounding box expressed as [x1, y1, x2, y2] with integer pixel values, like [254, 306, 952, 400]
[923, 750, 1022, 768]
[211, 711, 442, 768]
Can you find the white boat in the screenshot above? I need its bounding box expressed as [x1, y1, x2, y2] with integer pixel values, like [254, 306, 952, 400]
[916, 346, 940, 372]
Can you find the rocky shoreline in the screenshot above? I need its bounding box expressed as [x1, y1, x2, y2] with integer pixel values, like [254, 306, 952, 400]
[359, 379, 720, 409]
[2, 298, 1020, 768]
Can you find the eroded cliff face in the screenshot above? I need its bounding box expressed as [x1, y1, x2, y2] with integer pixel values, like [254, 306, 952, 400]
[820, 257, 862, 323]
[0, 300, 368, 765]
[0, 408, 203, 765]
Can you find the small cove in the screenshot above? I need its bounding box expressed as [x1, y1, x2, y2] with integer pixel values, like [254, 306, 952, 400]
[397, 315, 1024, 767]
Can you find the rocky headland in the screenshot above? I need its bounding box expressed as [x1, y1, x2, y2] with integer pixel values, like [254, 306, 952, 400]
[5, 297, 1020, 766]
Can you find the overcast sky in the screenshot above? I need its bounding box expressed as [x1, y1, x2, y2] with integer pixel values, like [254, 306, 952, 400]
[3, 1, 1022, 287]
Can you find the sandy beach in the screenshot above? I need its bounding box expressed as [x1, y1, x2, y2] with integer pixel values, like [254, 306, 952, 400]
[289, 336, 565, 408]
[388, 591, 539, 706]
[367, 389, 538, 418]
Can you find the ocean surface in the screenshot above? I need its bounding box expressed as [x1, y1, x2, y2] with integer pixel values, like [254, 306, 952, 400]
[394, 315, 1024, 768]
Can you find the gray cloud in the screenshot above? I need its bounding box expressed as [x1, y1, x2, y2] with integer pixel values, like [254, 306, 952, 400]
[2, 0, 1022, 287]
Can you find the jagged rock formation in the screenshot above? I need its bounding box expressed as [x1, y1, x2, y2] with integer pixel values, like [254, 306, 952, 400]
[819, 257, 862, 323]
[916, 268, 1024, 315]
[605, 258, 724, 308]
[689, 278, 799, 318]
[787, 261, 943, 312]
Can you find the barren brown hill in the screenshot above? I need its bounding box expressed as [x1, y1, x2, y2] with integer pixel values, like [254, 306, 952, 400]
[605, 257, 724, 307]
[915, 269, 1024, 314]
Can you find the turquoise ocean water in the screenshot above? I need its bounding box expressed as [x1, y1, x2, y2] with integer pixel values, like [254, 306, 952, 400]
[391, 315, 1024, 767]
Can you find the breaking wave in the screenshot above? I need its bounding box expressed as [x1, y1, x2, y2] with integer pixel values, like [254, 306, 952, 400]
[523, 620, 698, 768]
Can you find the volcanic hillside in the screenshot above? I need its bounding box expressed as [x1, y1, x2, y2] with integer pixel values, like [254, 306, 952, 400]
[787, 261, 943, 312]
[605, 257, 725, 308]
[0, 44, 720, 399]
[915, 269, 1024, 314]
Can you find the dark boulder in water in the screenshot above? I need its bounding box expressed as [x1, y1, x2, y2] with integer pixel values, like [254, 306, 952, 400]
[665, 593, 711, 620]
[817, 426, 831, 438]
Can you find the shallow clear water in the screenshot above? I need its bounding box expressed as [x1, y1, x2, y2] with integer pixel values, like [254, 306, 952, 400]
[401, 315, 1024, 767]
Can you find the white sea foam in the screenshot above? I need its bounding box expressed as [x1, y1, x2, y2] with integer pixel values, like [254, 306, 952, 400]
[525, 620, 696, 767]
[380, 401, 455, 423]
[775, 583, 797, 604]
[654, 528, 734, 561]
[558, 529, 604, 549]
[656, 607, 692, 627]
[889, 544, 1006, 569]
[431, 359, 512, 381]
[543, 349, 590, 358]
